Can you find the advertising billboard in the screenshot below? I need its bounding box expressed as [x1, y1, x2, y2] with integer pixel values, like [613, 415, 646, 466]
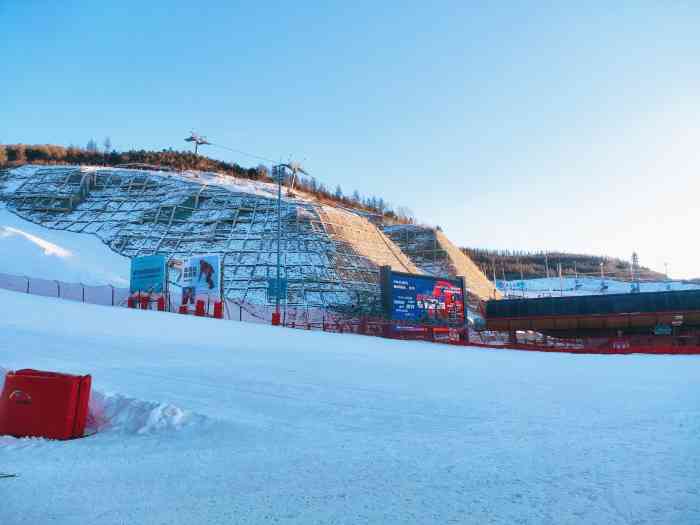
[179, 255, 222, 304]
[380, 266, 466, 324]
[130, 255, 167, 294]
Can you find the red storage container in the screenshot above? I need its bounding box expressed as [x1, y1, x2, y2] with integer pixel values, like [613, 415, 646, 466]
[0, 369, 92, 440]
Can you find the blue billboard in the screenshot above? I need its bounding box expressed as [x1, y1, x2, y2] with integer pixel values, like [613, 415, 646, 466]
[381, 267, 466, 324]
[130, 255, 167, 294]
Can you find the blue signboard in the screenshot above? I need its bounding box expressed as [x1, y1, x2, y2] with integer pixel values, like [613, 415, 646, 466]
[381, 267, 465, 324]
[130, 255, 167, 293]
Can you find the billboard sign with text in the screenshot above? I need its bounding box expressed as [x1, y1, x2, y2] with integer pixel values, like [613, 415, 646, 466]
[130, 255, 167, 294]
[381, 267, 465, 324]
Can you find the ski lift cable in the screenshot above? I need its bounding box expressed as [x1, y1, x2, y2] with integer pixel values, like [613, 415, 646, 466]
[208, 143, 278, 164]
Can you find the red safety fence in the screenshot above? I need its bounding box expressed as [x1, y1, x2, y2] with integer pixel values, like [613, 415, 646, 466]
[2, 272, 699, 355]
[467, 332, 700, 355]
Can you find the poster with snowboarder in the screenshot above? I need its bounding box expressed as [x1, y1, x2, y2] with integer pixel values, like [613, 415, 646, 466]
[179, 255, 222, 300]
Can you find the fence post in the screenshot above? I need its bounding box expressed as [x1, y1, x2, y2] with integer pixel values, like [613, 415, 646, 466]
[108, 284, 115, 306]
[25, 276, 30, 294]
[54, 280, 61, 299]
[81, 284, 85, 303]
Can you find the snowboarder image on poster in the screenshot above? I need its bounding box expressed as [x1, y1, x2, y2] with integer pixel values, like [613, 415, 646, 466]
[198, 259, 216, 290]
[182, 286, 195, 305]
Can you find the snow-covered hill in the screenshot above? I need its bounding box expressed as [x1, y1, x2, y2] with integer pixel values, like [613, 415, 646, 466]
[1, 288, 698, 524]
[0, 207, 129, 286]
[497, 276, 700, 298]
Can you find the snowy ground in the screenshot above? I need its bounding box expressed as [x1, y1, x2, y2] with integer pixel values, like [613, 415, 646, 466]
[0, 207, 129, 286]
[498, 276, 700, 298]
[1, 289, 698, 524]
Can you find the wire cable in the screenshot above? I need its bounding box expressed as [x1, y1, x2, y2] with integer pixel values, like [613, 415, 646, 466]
[209, 143, 278, 164]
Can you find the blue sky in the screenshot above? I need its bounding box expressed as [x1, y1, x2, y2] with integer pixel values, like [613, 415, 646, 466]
[2, 2, 699, 277]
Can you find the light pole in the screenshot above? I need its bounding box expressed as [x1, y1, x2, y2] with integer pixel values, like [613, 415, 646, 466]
[271, 162, 309, 325]
[273, 165, 283, 323]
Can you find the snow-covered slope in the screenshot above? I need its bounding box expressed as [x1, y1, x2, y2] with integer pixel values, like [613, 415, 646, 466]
[498, 276, 700, 298]
[0, 165, 419, 309]
[1, 289, 698, 524]
[0, 207, 129, 286]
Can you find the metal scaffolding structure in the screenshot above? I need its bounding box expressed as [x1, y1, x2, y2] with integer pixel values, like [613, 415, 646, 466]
[2, 166, 420, 312]
[382, 224, 499, 301]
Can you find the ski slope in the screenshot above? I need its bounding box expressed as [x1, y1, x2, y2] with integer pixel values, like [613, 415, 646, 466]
[0, 207, 129, 286]
[498, 276, 700, 298]
[1, 289, 698, 524]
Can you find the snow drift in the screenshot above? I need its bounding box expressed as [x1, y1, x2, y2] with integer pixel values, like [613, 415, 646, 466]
[87, 390, 209, 435]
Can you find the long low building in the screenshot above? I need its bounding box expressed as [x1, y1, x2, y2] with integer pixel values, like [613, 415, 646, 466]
[485, 289, 700, 336]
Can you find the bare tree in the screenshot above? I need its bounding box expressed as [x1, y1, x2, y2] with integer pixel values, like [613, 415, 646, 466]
[396, 206, 415, 223]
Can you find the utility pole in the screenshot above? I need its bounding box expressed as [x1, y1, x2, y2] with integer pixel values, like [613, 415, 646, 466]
[558, 262, 563, 296]
[274, 165, 282, 323]
[519, 257, 525, 297]
[501, 263, 507, 295]
[271, 162, 308, 325]
[631, 252, 640, 293]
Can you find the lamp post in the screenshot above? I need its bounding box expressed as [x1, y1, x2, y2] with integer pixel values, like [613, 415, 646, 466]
[270, 162, 308, 325]
[273, 165, 283, 323]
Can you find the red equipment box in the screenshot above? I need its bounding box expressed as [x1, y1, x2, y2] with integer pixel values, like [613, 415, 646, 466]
[0, 369, 91, 440]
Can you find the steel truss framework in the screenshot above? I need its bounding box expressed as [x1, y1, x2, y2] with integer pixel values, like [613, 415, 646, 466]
[3, 166, 419, 311]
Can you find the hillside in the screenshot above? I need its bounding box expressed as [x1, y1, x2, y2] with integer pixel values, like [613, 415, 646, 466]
[464, 248, 667, 282]
[0, 144, 414, 224]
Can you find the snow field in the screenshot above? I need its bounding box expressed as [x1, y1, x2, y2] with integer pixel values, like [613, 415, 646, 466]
[499, 276, 700, 297]
[1, 289, 699, 524]
[0, 207, 130, 286]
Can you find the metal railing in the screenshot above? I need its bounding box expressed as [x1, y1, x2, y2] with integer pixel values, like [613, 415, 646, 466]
[0, 272, 129, 306]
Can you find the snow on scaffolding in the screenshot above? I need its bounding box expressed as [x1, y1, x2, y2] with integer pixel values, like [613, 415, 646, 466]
[382, 224, 500, 301]
[1, 165, 423, 312]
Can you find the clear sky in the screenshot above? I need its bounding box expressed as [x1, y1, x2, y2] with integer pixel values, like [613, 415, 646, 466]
[2, 2, 699, 278]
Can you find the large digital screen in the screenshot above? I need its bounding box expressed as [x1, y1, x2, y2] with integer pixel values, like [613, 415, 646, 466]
[381, 267, 465, 324]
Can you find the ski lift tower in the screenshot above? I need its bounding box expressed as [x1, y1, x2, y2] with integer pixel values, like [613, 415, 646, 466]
[185, 132, 211, 155]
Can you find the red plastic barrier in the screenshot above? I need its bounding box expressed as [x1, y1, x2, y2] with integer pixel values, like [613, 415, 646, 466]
[213, 301, 223, 319]
[127, 296, 136, 308]
[178, 305, 188, 315]
[195, 299, 206, 317]
[0, 369, 92, 440]
[140, 295, 150, 310]
[271, 312, 281, 326]
[157, 296, 166, 312]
